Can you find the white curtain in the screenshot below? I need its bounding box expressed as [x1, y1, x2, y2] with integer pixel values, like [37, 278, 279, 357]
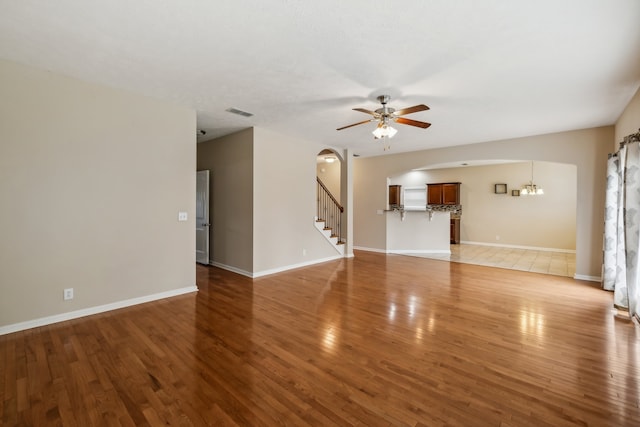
[602, 155, 619, 291]
[623, 141, 640, 319]
[604, 139, 640, 319]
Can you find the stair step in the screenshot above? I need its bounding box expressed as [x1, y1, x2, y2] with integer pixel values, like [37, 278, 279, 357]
[314, 216, 344, 255]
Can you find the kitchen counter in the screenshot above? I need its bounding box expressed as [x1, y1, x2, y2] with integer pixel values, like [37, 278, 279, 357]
[385, 210, 450, 254]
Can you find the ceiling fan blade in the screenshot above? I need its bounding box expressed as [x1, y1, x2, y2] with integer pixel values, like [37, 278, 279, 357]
[394, 117, 431, 129]
[336, 119, 375, 131]
[394, 104, 430, 116]
[353, 108, 380, 117]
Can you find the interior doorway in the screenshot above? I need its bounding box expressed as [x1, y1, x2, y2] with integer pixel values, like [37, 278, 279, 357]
[196, 170, 210, 265]
[316, 149, 345, 244]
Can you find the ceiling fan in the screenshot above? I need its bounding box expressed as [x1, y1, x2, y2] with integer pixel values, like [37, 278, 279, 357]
[337, 95, 431, 140]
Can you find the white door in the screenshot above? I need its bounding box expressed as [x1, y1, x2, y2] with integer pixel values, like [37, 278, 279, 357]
[196, 170, 210, 265]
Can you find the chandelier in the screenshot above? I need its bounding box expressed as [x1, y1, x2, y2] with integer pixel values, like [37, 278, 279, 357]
[521, 161, 544, 195]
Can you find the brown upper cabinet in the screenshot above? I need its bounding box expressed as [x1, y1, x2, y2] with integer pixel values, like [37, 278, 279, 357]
[427, 182, 461, 205]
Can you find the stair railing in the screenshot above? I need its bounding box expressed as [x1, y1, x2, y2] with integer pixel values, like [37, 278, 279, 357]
[317, 177, 344, 244]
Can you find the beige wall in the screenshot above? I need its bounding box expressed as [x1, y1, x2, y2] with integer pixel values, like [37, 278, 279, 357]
[198, 128, 343, 276]
[354, 126, 612, 279]
[0, 60, 196, 329]
[616, 86, 640, 145]
[253, 128, 341, 274]
[390, 162, 577, 250]
[197, 129, 254, 274]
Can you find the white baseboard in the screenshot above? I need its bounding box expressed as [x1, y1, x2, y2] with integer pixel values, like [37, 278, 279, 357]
[461, 241, 576, 254]
[210, 261, 253, 278]
[0, 285, 198, 336]
[573, 274, 602, 282]
[253, 255, 343, 278]
[352, 246, 388, 254]
[211, 255, 345, 278]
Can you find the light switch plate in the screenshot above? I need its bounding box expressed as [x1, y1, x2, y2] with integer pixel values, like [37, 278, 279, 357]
[178, 212, 188, 221]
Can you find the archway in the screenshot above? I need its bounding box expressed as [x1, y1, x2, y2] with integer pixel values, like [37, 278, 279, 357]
[316, 149, 344, 244]
[387, 160, 577, 276]
[316, 149, 342, 202]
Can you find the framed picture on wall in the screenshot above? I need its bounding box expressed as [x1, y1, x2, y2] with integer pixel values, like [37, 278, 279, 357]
[512, 189, 520, 196]
[494, 183, 507, 194]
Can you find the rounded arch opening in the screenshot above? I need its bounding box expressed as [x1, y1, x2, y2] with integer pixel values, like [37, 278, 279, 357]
[316, 149, 343, 204]
[387, 159, 577, 276]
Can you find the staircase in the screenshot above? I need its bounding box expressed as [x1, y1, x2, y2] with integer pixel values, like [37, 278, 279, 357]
[314, 217, 345, 255]
[316, 177, 345, 255]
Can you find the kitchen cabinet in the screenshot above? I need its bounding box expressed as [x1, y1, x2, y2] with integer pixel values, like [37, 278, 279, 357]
[427, 182, 461, 205]
[389, 185, 401, 208]
[450, 218, 460, 244]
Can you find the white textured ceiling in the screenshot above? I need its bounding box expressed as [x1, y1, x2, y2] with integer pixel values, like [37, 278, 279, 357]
[1, 0, 639, 157]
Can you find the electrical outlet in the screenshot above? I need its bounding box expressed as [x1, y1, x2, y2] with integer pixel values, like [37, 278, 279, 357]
[302, 248, 307, 256]
[63, 288, 74, 301]
[178, 211, 188, 221]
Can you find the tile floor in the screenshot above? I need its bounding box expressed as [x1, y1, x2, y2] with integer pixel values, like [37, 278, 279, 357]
[403, 243, 576, 277]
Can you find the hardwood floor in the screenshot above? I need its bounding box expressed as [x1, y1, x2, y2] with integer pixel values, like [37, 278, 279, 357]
[2, 251, 639, 426]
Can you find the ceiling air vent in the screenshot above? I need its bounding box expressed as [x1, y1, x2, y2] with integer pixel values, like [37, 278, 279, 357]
[225, 107, 253, 117]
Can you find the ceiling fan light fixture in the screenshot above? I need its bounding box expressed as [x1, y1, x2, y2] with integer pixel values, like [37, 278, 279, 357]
[372, 125, 397, 139]
[337, 95, 429, 149]
[386, 125, 398, 138]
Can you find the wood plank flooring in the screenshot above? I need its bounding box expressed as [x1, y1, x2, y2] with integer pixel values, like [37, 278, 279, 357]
[1, 250, 639, 426]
